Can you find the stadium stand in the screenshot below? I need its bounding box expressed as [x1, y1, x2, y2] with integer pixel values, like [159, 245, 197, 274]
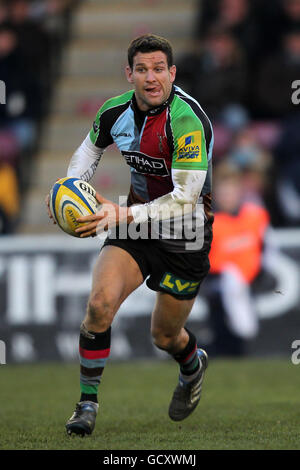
[0, 0, 80, 233]
[176, 0, 300, 228]
[19, 0, 196, 233]
[11, 0, 300, 232]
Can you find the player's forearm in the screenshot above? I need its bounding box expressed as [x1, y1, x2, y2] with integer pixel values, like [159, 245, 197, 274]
[67, 134, 104, 182]
[129, 169, 206, 223]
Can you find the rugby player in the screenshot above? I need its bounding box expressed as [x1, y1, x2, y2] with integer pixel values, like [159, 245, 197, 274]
[46, 34, 214, 436]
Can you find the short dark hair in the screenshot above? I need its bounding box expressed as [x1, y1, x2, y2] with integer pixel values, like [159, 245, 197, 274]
[127, 34, 174, 69]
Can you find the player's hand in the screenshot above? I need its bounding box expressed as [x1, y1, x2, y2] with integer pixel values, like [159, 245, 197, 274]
[75, 193, 134, 238]
[45, 178, 63, 224]
[45, 193, 56, 224]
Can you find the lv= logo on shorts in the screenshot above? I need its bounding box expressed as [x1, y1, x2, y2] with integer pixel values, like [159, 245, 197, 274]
[160, 272, 200, 295]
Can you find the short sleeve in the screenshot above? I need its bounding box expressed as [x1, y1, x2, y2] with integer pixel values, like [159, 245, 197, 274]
[170, 99, 208, 171]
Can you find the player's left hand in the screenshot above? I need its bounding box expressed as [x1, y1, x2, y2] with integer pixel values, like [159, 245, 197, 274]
[75, 193, 133, 238]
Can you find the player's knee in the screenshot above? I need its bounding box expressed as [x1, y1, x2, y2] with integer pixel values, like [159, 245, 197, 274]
[87, 292, 116, 330]
[151, 328, 176, 352]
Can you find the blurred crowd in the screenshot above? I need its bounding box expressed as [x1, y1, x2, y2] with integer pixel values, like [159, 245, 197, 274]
[0, 0, 295, 356]
[0, 0, 80, 233]
[175, 0, 300, 355]
[177, 0, 300, 229]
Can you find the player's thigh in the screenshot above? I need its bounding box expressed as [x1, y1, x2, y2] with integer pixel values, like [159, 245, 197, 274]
[151, 292, 196, 338]
[89, 244, 144, 313]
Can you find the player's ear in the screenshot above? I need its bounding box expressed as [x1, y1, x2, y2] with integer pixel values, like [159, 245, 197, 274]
[125, 65, 134, 84]
[169, 64, 176, 83]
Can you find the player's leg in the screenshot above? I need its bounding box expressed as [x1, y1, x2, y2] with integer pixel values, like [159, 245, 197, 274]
[151, 292, 194, 353]
[79, 245, 144, 401]
[66, 245, 144, 436]
[83, 244, 145, 332]
[151, 292, 208, 421]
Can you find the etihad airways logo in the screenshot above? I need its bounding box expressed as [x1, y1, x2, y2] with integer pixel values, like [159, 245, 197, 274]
[122, 150, 169, 176]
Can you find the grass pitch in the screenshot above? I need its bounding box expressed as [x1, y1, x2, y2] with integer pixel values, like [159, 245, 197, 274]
[0, 358, 299, 450]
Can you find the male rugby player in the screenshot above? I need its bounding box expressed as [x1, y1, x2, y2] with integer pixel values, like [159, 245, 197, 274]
[46, 34, 214, 436]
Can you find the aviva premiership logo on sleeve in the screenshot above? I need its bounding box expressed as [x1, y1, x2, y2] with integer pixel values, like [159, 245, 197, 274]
[176, 131, 202, 162]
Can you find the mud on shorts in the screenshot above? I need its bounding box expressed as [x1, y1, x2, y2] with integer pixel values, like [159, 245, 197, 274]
[102, 235, 210, 300]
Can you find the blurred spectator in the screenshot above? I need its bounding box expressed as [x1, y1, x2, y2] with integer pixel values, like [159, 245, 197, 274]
[176, 26, 248, 125]
[0, 131, 20, 233]
[272, 113, 300, 226]
[282, 0, 300, 28]
[30, 0, 80, 78]
[8, 0, 52, 114]
[0, 159, 20, 233]
[256, 0, 300, 58]
[226, 126, 273, 204]
[30, 0, 78, 21]
[189, 0, 299, 355]
[203, 162, 270, 356]
[253, 28, 300, 119]
[0, 0, 8, 24]
[0, 23, 40, 153]
[0, 0, 80, 233]
[195, 0, 261, 63]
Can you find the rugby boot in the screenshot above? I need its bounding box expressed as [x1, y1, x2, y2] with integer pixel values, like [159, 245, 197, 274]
[168, 348, 208, 421]
[66, 401, 99, 436]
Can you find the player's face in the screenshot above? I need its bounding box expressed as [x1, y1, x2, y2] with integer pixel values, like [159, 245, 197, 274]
[125, 51, 176, 111]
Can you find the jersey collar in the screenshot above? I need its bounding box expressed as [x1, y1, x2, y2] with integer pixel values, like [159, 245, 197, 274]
[131, 85, 175, 116]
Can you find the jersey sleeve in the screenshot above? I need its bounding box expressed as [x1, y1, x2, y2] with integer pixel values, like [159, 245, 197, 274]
[67, 133, 104, 182]
[170, 105, 208, 172]
[89, 91, 134, 148]
[89, 100, 115, 149]
[67, 100, 115, 182]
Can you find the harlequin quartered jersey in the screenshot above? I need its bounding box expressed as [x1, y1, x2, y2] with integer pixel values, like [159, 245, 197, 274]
[68, 85, 214, 252]
[89, 85, 213, 203]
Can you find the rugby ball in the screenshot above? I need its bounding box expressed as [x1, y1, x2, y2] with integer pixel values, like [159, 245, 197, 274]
[49, 177, 100, 237]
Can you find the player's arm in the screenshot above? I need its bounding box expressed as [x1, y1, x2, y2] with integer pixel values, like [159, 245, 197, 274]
[130, 168, 206, 223]
[75, 168, 206, 238]
[131, 116, 208, 222]
[67, 134, 105, 182]
[75, 192, 132, 238]
[75, 118, 208, 237]
[45, 104, 112, 222]
[45, 134, 104, 223]
[67, 100, 114, 181]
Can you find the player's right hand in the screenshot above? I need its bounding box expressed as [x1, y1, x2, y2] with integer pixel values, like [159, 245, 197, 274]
[45, 193, 56, 224]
